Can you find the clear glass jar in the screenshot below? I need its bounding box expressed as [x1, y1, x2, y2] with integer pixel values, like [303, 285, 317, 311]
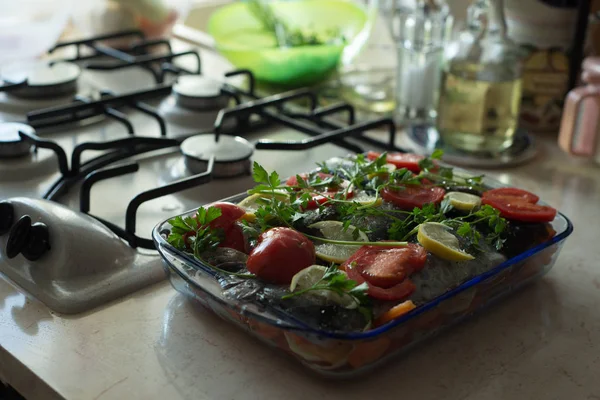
[436, 0, 525, 152]
[335, 0, 397, 116]
[391, 0, 454, 125]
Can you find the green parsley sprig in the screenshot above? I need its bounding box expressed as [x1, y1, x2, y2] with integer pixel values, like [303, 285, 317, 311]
[167, 207, 223, 257]
[247, 162, 308, 230]
[386, 198, 508, 251]
[388, 200, 452, 241]
[167, 207, 257, 279]
[282, 265, 372, 319]
[416, 150, 487, 192]
[446, 205, 508, 251]
[248, 162, 408, 247]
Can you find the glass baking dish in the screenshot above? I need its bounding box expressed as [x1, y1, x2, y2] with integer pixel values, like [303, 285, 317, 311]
[152, 170, 573, 378]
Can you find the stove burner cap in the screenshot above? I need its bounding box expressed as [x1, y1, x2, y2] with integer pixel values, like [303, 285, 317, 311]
[181, 134, 254, 178]
[173, 76, 229, 110]
[182, 134, 253, 162]
[1, 62, 81, 98]
[0, 123, 34, 158]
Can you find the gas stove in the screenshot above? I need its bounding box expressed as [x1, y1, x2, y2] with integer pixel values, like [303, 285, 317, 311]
[0, 30, 408, 314]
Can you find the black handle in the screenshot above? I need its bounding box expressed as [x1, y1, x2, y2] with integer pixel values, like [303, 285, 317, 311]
[0, 202, 14, 235]
[6, 215, 32, 259]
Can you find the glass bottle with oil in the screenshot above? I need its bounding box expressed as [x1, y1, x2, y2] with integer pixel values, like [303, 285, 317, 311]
[436, 0, 525, 152]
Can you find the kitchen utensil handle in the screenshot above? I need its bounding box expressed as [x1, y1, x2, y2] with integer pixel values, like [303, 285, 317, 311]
[559, 86, 600, 157]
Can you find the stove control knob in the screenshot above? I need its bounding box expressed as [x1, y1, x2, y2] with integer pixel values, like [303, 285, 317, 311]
[22, 223, 51, 261]
[6, 215, 31, 259]
[0, 202, 14, 235]
[6, 216, 51, 261]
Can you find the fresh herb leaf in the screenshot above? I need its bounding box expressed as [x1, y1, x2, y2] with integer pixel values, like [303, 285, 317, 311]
[167, 206, 225, 256]
[253, 161, 270, 184]
[282, 265, 371, 314]
[169, 216, 194, 233]
[268, 170, 280, 187]
[441, 204, 508, 251]
[418, 150, 443, 171]
[439, 167, 454, 180]
[431, 149, 444, 160]
[439, 197, 453, 215]
[348, 282, 370, 304]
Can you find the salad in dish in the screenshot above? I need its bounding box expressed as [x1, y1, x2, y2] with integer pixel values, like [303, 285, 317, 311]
[164, 151, 558, 333]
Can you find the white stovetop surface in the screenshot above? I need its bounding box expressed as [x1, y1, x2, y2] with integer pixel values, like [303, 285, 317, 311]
[2, 31, 600, 400]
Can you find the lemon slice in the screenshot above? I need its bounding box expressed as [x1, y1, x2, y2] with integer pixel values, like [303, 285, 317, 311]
[290, 265, 328, 292]
[417, 222, 474, 261]
[350, 191, 383, 207]
[289, 265, 357, 309]
[308, 221, 369, 263]
[237, 191, 288, 212]
[444, 192, 481, 212]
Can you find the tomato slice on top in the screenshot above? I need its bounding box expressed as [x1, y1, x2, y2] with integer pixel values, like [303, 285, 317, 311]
[343, 244, 427, 301]
[482, 196, 557, 223]
[367, 151, 424, 173]
[381, 186, 446, 209]
[482, 187, 539, 204]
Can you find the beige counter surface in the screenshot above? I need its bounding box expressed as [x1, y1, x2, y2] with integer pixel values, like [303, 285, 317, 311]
[2, 133, 600, 400]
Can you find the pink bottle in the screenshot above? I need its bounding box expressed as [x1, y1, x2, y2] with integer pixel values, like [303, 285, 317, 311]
[559, 57, 600, 162]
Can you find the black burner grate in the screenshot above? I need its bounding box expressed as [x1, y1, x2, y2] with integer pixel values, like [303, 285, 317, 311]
[7, 31, 410, 250]
[49, 30, 201, 84]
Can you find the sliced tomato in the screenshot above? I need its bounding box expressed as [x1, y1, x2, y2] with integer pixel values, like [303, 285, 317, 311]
[367, 152, 425, 173]
[482, 196, 557, 223]
[343, 244, 427, 301]
[482, 188, 539, 204]
[285, 172, 332, 187]
[357, 244, 427, 288]
[246, 227, 315, 284]
[381, 186, 445, 209]
[347, 266, 417, 301]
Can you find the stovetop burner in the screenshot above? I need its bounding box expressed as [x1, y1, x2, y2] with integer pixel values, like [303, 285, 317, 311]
[172, 75, 229, 111]
[1, 62, 81, 99]
[156, 75, 238, 131]
[0, 123, 34, 158]
[181, 133, 254, 178]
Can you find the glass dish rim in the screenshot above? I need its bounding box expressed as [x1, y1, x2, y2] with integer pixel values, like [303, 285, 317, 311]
[152, 183, 574, 341]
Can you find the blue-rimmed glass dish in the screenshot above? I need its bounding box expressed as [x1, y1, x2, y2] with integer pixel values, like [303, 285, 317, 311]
[152, 166, 573, 377]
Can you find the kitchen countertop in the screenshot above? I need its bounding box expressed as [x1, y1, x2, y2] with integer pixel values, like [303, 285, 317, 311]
[1, 131, 600, 400]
